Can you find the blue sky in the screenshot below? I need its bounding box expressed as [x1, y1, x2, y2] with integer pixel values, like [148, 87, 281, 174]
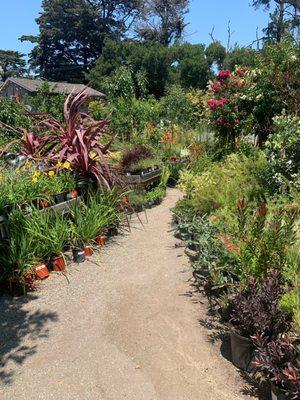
[0, 0, 269, 55]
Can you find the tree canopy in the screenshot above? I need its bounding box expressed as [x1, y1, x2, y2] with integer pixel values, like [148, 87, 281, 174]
[21, 0, 142, 82]
[0, 50, 26, 81]
[136, 0, 189, 46]
[253, 0, 300, 42]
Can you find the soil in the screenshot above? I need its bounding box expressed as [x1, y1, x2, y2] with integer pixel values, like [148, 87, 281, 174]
[0, 189, 261, 400]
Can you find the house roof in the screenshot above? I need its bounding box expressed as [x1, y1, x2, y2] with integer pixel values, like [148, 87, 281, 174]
[1, 77, 104, 97]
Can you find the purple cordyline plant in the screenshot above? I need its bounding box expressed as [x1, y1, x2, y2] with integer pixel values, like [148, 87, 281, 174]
[252, 334, 300, 399]
[37, 89, 115, 188]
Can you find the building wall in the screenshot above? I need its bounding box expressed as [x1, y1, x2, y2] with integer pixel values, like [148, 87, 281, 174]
[0, 82, 30, 101]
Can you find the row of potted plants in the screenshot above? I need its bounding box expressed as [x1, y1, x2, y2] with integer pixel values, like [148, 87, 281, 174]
[0, 188, 122, 294]
[172, 199, 299, 399]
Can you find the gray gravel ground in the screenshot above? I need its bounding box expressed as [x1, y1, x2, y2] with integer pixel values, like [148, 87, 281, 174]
[0, 189, 259, 400]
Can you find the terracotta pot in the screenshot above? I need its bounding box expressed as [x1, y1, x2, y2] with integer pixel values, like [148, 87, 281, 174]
[33, 262, 50, 280]
[84, 247, 93, 257]
[51, 255, 66, 271]
[97, 235, 106, 246]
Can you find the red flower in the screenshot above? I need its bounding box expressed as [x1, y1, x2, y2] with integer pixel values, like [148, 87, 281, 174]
[217, 70, 231, 81]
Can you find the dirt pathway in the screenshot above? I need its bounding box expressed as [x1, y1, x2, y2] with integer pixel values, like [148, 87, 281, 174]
[0, 189, 257, 400]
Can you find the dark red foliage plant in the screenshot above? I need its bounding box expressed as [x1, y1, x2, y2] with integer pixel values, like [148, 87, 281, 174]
[120, 144, 154, 171]
[37, 90, 115, 188]
[229, 271, 292, 338]
[252, 334, 300, 399]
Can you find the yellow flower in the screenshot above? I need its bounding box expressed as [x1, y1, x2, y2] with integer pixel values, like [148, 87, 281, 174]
[31, 171, 41, 183]
[63, 161, 71, 170]
[57, 161, 63, 168]
[48, 170, 55, 177]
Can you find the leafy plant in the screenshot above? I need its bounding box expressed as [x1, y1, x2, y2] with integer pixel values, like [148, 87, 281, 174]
[24, 209, 71, 259]
[230, 271, 292, 338]
[70, 189, 121, 247]
[0, 208, 40, 283]
[120, 144, 154, 171]
[38, 90, 115, 188]
[252, 334, 300, 400]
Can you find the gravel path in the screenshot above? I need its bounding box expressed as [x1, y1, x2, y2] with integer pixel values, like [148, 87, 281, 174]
[0, 189, 258, 400]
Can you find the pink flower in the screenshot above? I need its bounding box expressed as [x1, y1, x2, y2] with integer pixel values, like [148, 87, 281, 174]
[217, 70, 231, 81]
[207, 99, 218, 110]
[217, 98, 227, 107]
[207, 97, 228, 110]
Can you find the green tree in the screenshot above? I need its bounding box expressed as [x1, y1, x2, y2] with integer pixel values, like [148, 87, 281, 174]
[173, 43, 211, 89]
[21, 0, 142, 82]
[223, 46, 258, 70]
[136, 0, 189, 46]
[253, 0, 300, 42]
[0, 50, 26, 81]
[205, 41, 227, 69]
[88, 40, 173, 97]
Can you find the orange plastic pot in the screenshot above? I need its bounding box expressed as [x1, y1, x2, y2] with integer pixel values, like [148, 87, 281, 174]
[96, 235, 106, 246]
[51, 255, 66, 272]
[67, 189, 78, 200]
[33, 262, 50, 280]
[39, 200, 50, 208]
[84, 247, 94, 257]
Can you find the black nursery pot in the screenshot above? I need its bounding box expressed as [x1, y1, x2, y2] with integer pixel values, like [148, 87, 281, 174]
[230, 329, 255, 372]
[54, 192, 66, 204]
[107, 226, 118, 237]
[72, 248, 86, 263]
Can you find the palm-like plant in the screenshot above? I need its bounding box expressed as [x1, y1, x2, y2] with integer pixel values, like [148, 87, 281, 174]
[38, 89, 115, 188]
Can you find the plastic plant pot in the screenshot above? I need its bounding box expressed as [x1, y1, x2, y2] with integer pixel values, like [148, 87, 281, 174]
[66, 189, 79, 200]
[39, 200, 50, 209]
[84, 247, 94, 257]
[97, 235, 106, 246]
[72, 248, 86, 263]
[107, 227, 118, 237]
[230, 329, 254, 371]
[33, 262, 50, 280]
[51, 255, 66, 272]
[54, 193, 66, 204]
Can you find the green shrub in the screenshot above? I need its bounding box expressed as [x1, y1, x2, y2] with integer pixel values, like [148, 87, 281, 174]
[265, 112, 300, 192]
[179, 152, 268, 214]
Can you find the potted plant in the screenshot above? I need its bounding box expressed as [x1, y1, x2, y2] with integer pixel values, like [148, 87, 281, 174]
[0, 209, 45, 294]
[252, 334, 300, 400]
[120, 144, 154, 175]
[70, 197, 111, 262]
[24, 209, 71, 272]
[229, 271, 292, 371]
